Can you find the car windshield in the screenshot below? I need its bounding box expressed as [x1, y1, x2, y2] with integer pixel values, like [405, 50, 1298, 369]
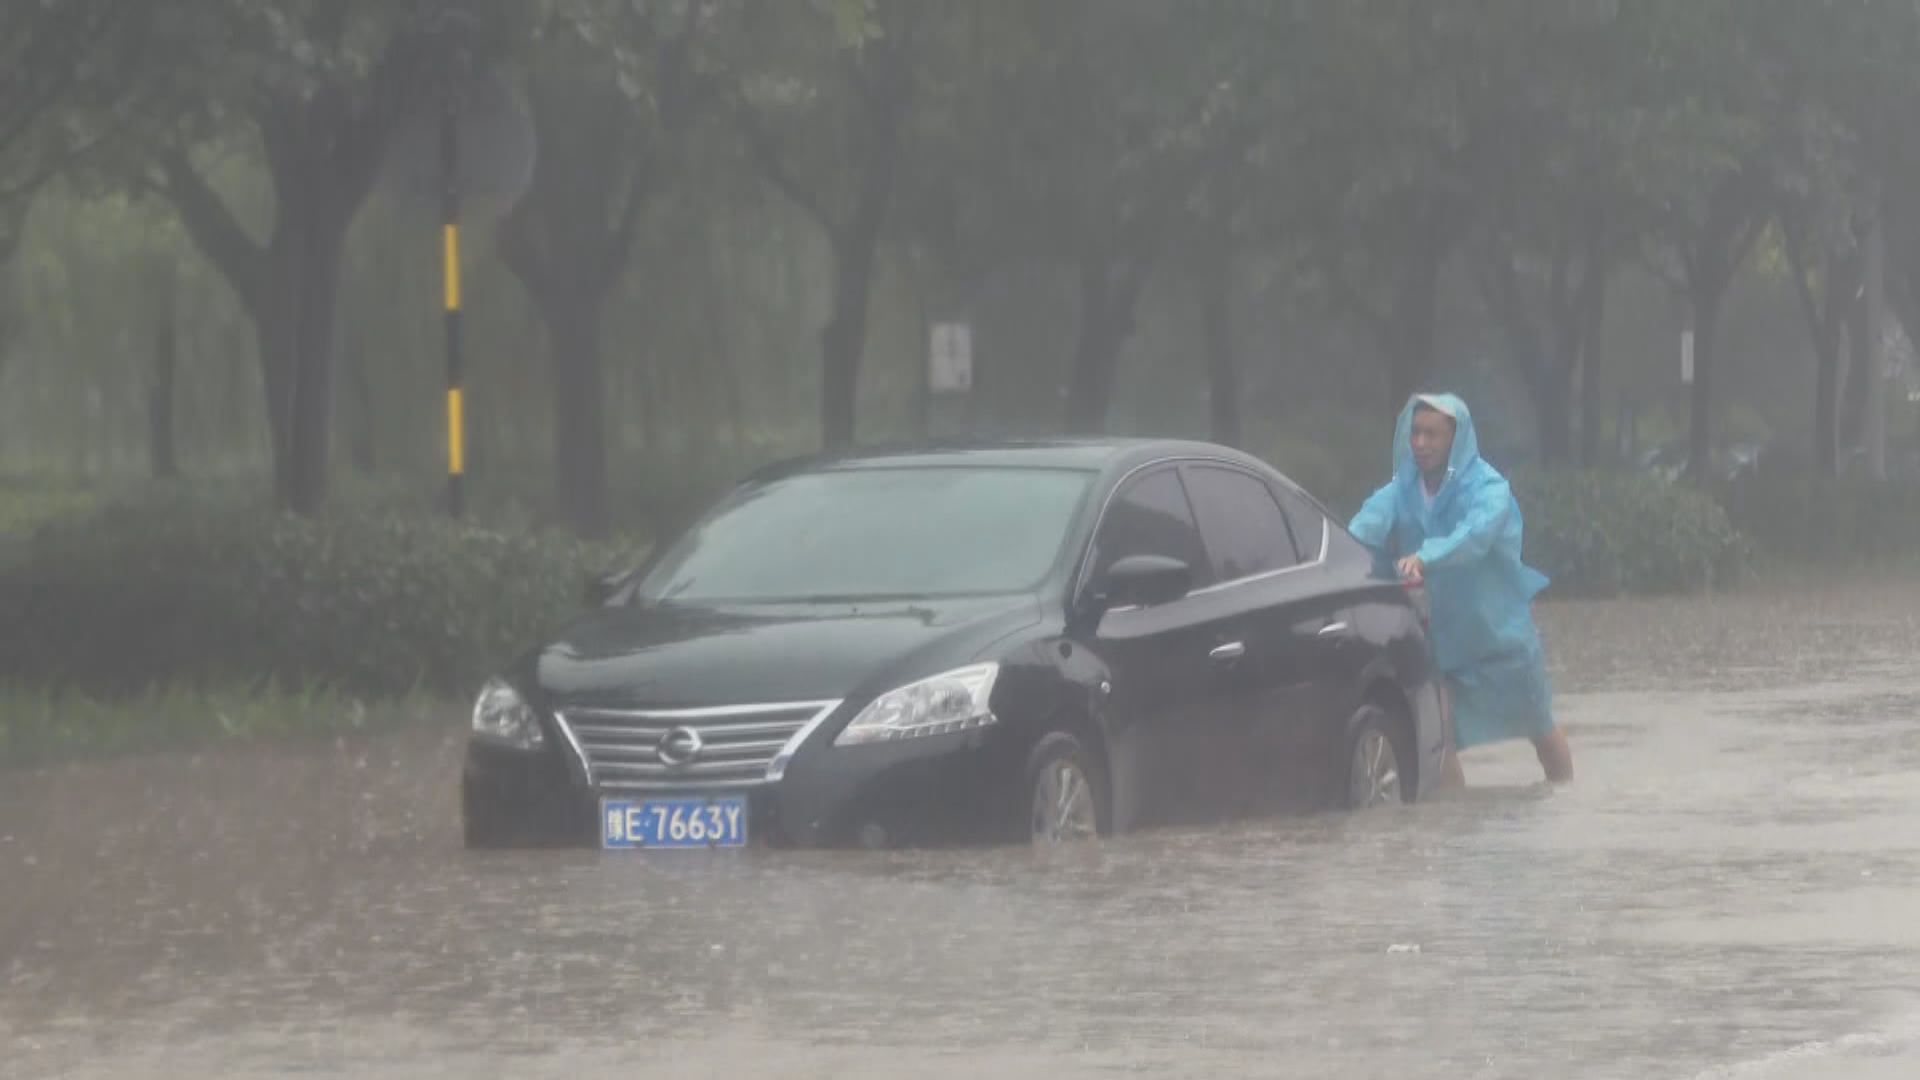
[637, 465, 1095, 603]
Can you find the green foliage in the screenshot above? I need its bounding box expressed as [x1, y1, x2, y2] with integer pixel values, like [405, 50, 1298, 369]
[0, 681, 449, 768]
[5, 0, 1919, 567]
[0, 2, 151, 209]
[1254, 434, 1753, 597]
[0, 476, 97, 540]
[1254, 406, 1386, 521]
[0, 496, 641, 697]
[1723, 476, 1920, 562]
[1511, 469, 1751, 597]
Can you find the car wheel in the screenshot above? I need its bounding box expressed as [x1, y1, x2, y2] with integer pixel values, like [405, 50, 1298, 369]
[1026, 731, 1107, 845]
[461, 787, 515, 849]
[1340, 703, 1412, 810]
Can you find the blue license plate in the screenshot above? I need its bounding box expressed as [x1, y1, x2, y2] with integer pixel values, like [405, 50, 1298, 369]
[601, 795, 748, 850]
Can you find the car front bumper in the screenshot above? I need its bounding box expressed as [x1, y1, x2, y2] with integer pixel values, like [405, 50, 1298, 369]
[461, 724, 1020, 850]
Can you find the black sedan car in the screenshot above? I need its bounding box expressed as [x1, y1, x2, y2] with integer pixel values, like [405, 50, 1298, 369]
[462, 439, 1447, 850]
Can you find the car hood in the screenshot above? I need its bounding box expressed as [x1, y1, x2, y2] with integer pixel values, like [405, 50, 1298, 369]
[526, 595, 1044, 709]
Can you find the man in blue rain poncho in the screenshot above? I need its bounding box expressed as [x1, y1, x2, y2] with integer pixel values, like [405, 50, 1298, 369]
[1349, 393, 1574, 787]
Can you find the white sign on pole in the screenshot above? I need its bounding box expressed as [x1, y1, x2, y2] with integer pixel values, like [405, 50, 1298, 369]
[930, 322, 973, 393]
[1680, 328, 1694, 386]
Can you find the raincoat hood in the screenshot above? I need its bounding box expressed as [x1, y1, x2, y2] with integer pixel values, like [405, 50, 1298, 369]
[1392, 391, 1481, 493]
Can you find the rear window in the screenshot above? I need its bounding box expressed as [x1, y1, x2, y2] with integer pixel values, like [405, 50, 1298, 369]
[1182, 465, 1300, 582]
[1273, 484, 1328, 563]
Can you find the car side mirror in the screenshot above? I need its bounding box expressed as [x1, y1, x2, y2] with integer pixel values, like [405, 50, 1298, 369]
[1099, 554, 1192, 611]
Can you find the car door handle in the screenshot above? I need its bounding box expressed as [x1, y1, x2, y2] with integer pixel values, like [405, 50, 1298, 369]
[1209, 641, 1247, 662]
[1317, 621, 1351, 638]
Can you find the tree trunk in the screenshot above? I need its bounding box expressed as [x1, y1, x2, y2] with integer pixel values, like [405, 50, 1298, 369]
[344, 321, 375, 475]
[818, 214, 886, 450]
[0, 234, 18, 388]
[544, 293, 611, 539]
[1782, 225, 1862, 479]
[1687, 288, 1722, 486]
[148, 267, 178, 480]
[220, 320, 253, 458]
[1065, 257, 1144, 435]
[1479, 237, 1571, 465]
[1390, 233, 1442, 410]
[1577, 249, 1607, 467]
[1842, 298, 1872, 464]
[252, 320, 296, 504]
[282, 226, 343, 516]
[1200, 247, 1240, 448]
[909, 256, 934, 440]
[1535, 361, 1573, 465]
[700, 281, 748, 451]
[632, 339, 664, 461]
[177, 169, 350, 514]
[1546, 266, 1581, 469]
[1813, 313, 1843, 478]
[161, 76, 401, 516]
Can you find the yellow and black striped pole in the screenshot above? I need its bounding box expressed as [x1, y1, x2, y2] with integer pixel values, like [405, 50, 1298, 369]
[440, 86, 465, 519]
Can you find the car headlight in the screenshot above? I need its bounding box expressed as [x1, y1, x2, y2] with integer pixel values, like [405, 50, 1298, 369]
[472, 678, 545, 750]
[834, 663, 1000, 746]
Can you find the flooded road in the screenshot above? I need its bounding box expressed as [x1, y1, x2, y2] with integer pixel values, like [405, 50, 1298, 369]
[4, 578, 1920, 1078]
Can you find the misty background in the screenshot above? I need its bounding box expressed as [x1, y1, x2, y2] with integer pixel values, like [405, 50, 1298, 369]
[3, 0, 1916, 545]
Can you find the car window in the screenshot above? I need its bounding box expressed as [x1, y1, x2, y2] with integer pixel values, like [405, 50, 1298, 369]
[637, 466, 1095, 602]
[1183, 465, 1301, 582]
[1088, 467, 1212, 591]
[1272, 484, 1328, 563]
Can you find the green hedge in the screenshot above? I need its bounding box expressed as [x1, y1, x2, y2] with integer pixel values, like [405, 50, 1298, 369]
[1721, 475, 1920, 562]
[0, 497, 637, 697]
[0, 478, 98, 554]
[1512, 469, 1750, 597]
[0, 466, 1756, 704]
[0, 683, 447, 766]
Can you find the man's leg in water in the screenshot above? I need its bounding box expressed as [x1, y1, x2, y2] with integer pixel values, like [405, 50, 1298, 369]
[1439, 748, 1466, 790]
[1532, 727, 1574, 783]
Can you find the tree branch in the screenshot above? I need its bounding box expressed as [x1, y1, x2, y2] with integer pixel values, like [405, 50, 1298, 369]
[334, 29, 432, 213]
[0, 1, 124, 156]
[157, 149, 266, 315]
[1779, 207, 1825, 347]
[599, 168, 655, 283]
[0, 127, 113, 207]
[655, 0, 710, 132]
[497, 196, 550, 308]
[1322, 253, 1397, 355]
[737, 103, 836, 235]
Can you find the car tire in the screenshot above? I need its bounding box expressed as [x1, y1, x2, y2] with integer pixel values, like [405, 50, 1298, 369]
[1338, 703, 1414, 811]
[1025, 731, 1109, 844]
[461, 786, 516, 849]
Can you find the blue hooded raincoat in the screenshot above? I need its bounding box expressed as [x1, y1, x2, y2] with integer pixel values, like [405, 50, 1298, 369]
[1348, 393, 1557, 749]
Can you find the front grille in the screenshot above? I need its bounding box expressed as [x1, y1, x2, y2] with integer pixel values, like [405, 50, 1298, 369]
[554, 701, 842, 792]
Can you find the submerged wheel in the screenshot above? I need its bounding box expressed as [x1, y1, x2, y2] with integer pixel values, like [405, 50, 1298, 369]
[462, 801, 512, 849]
[1026, 732, 1107, 844]
[461, 777, 520, 849]
[1340, 704, 1412, 810]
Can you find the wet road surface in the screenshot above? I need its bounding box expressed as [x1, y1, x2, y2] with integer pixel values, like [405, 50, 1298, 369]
[4, 578, 1920, 1078]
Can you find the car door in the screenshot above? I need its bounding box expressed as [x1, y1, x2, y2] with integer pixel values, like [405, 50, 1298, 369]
[1076, 465, 1240, 826]
[1268, 482, 1371, 797]
[1177, 463, 1318, 812]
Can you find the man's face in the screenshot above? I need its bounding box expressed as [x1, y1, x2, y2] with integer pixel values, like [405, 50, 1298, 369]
[1410, 406, 1456, 476]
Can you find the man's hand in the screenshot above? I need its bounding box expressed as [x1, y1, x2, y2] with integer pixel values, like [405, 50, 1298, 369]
[1396, 555, 1425, 583]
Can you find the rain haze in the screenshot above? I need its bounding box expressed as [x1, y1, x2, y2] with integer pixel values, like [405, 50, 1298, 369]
[3, 2, 1920, 1078]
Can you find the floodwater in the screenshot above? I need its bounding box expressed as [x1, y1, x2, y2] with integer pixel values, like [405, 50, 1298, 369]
[4, 578, 1920, 1079]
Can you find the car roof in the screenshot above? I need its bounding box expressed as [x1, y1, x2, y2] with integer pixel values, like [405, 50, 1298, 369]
[744, 437, 1290, 486]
